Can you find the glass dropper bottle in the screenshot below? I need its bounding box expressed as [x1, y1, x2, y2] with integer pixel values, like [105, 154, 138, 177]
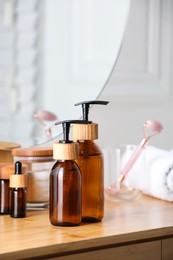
[10, 161, 27, 218]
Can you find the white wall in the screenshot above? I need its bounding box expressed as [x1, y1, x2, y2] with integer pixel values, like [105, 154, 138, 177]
[91, 0, 173, 150]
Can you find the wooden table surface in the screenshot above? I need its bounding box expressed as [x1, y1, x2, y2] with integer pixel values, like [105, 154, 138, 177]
[1, 195, 173, 259]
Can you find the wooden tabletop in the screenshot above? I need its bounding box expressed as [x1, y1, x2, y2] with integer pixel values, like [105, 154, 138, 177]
[1, 195, 173, 259]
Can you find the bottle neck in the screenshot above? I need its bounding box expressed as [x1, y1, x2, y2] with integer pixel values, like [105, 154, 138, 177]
[78, 139, 94, 143]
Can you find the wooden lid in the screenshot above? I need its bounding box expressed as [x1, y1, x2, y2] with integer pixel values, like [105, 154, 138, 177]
[0, 141, 21, 150]
[53, 142, 79, 160]
[73, 123, 98, 140]
[12, 147, 53, 157]
[10, 174, 27, 188]
[0, 164, 28, 179]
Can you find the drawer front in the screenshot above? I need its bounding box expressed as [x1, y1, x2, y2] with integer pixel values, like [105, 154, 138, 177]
[162, 237, 173, 260]
[47, 240, 161, 260]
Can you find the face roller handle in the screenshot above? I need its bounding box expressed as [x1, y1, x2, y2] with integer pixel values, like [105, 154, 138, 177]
[119, 120, 163, 183]
[118, 138, 148, 183]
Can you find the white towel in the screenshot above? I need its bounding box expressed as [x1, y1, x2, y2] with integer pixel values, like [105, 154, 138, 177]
[125, 146, 173, 202]
[143, 156, 173, 201]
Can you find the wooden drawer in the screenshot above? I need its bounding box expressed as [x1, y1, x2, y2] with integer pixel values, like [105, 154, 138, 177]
[47, 240, 161, 260]
[162, 238, 173, 260]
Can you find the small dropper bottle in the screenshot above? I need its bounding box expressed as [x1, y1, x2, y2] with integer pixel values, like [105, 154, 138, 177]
[10, 161, 27, 218]
[73, 100, 109, 222]
[49, 120, 90, 227]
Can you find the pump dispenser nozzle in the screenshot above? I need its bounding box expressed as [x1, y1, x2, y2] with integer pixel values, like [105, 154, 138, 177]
[75, 100, 109, 121]
[73, 101, 109, 141]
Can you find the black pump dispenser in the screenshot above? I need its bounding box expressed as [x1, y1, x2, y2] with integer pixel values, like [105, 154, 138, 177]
[75, 100, 109, 121]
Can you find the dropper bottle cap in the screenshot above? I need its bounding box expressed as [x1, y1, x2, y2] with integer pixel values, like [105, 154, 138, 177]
[53, 120, 91, 160]
[73, 100, 109, 140]
[10, 161, 27, 188]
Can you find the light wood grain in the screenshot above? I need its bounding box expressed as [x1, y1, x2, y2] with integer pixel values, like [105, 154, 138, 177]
[10, 173, 27, 188]
[53, 142, 79, 160]
[0, 142, 21, 163]
[73, 123, 98, 140]
[12, 146, 53, 157]
[1, 195, 173, 259]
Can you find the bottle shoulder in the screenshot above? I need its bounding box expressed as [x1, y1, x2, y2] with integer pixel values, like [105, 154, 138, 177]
[78, 140, 102, 156]
[51, 160, 81, 173]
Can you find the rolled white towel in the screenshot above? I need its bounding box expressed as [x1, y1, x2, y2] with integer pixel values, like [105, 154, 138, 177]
[144, 156, 173, 201]
[125, 146, 173, 202]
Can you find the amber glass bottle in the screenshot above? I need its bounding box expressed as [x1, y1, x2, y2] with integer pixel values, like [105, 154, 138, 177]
[73, 100, 109, 222]
[49, 160, 81, 226]
[10, 161, 27, 218]
[49, 120, 85, 227]
[0, 164, 10, 214]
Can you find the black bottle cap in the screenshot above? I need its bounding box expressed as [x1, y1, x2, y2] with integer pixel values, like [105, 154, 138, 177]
[15, 161, 22, 175]
[75, 100, 109, 121]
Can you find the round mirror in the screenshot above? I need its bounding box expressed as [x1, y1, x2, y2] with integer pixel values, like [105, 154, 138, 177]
[0, 0, 130, 146]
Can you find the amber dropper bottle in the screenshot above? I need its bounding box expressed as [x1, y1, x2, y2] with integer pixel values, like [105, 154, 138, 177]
[49, 120, 90, 227]
[73, 100, 109, 222]
[0, 163, 11, 214]
[10, 161, 27, 218]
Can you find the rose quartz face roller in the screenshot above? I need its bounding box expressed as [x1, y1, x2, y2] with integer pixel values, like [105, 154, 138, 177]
[34, 110, 58, 138]
[107, 120, 163, 195]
